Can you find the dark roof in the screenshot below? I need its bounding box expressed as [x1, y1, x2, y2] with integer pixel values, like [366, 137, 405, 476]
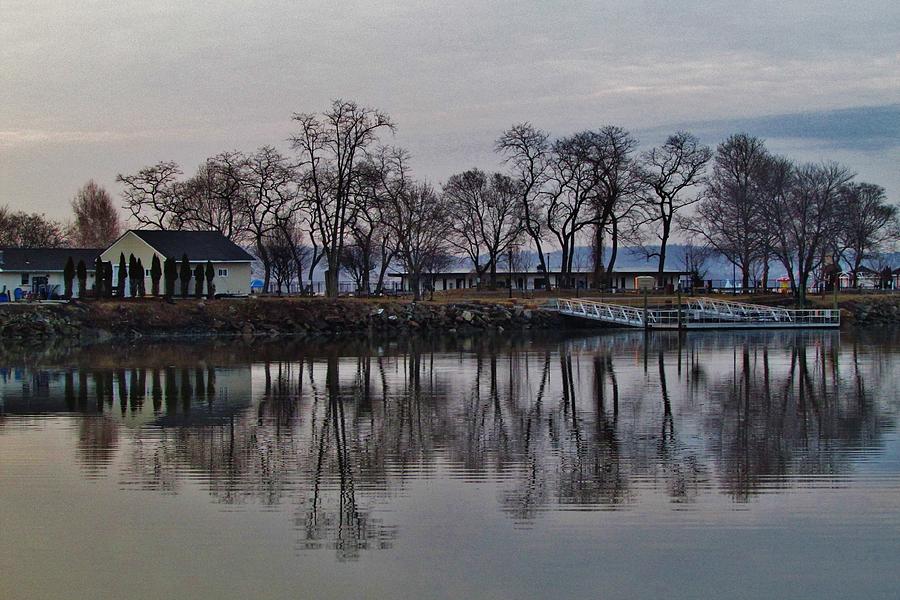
[390, 268, 687, 277]
[131, 230, 254, 261]
[0, 248, 102, 272]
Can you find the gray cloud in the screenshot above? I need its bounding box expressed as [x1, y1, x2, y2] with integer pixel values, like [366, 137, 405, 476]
[1, 0, 898, 217]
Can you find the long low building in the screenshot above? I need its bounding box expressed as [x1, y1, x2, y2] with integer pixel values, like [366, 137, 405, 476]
[0, 248, 101, 299]
[389, 267, 687, 293]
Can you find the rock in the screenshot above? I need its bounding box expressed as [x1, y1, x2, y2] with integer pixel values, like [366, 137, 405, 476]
[462, 310, 474, 322]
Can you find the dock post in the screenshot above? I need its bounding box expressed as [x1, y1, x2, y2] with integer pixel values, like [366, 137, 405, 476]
[643, 289, 649, 331]
[677, 288, 683, 329]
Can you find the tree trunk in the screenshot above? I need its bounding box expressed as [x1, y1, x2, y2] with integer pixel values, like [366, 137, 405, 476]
[606, 219, 619, 287]
[410, 273, 421, 301]
[256, 241, 272, 294]
[592, 224, 604, 289]
[325, 266, 339, 298]
[657, 220, 671, 287]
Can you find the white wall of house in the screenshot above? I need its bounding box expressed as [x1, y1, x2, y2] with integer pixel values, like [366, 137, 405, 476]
[0, 271, 95, 299]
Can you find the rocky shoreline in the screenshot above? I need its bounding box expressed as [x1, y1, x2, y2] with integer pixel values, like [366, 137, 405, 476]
[0, 298, 567, 342]
[0, 296, 897, 342]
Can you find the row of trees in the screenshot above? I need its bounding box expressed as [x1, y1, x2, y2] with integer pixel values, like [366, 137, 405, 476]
[0, 180, 122, 248]
[117, 100, 897, 301]
[61, 253, 216, 300]
[687, 135, 898, 301]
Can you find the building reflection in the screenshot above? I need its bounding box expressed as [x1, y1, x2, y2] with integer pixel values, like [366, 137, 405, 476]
[0, 330, 896, 558]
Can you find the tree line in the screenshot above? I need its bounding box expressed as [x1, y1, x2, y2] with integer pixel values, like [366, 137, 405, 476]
[4, 99, 896, 303]
[116, 99, 897, 301]
[61, 253, 216, 300]
[0, 180, 122, 248]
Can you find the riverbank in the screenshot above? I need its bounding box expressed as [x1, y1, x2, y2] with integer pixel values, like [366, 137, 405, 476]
[0, 295, 897, 342]
[0, 298, 566, 342]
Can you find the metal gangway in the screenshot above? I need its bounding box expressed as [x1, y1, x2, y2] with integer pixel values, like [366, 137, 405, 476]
[551, 298, 840, 329]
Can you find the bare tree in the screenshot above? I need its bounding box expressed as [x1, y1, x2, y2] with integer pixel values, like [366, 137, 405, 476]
[117, 161, 182, 228]
[172, 153, 250, 241]
[270, 214, 310, 293]
[264, 228, 305, 294]
[242, 146, 302, 293]
[683, 134, 769, 291]
[384, 182, 450, 301]
[70, 180, 121, 247]
[837, 182, 898, 287]
[443, 169, 522, 287]
[575, 126, 643, 286]
[543, 133, 600, 287]
[347, 151, 403, 294]
[679, 242, 715, 289]
[496, 123, 551, 276]
[636, 131, 711, 285]
[0, 207, 68, 247]
[763, 161, 853, 304]
[291, 100, 394, 297]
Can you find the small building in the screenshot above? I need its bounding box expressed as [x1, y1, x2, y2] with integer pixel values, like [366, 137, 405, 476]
[838, 266, 881, 290]
[100, 230, 254, 296]
[0, 248, 101, 300]
[389, 267, 686, 294]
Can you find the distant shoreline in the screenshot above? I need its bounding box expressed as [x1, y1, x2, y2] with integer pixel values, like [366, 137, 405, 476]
[0, 294, 897, 343]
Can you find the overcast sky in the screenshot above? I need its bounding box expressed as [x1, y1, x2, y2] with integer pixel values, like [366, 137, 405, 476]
[1, 0, 898, 220]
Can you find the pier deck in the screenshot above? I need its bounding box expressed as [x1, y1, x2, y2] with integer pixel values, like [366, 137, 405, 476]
[551, 297, 840, 329]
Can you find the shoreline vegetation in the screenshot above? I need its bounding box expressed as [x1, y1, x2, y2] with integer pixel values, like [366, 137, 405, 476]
[0, 293, 897, 343]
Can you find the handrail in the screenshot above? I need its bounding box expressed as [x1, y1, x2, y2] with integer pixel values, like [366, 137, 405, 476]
[552, 297, 839, 328]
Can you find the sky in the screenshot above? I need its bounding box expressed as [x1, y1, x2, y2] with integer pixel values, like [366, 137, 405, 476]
[1, 0, 898, 221]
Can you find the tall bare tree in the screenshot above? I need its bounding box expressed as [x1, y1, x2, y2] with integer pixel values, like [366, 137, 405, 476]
[575, 126, 643, 286]
[763, 161, 853, 304]
[117, 161, 182, 228]
[543, 133, 601, 287]
[70, 180, 121, 247]
[172, 153, 250, 241]
[242, 146, 301, 293]
[636, 131, 711, 285]
[291, 100, 394, 297]
[496, 123, 551, 276]
[837, 182, 898, 287]
[683, 134, 769, 290]
[384, 182, 450, 301]
[443, 169, 522, 287]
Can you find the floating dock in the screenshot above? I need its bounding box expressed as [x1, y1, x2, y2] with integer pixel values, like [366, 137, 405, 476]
[551, 297, 840, 329]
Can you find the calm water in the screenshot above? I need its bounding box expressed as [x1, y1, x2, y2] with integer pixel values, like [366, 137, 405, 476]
[1, 330, 899, 600]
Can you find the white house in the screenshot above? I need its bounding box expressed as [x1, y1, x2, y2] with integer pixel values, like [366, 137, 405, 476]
[390, 267, 687, 294]
[100, 230, 255, 296]
[0, 248, 100, 300]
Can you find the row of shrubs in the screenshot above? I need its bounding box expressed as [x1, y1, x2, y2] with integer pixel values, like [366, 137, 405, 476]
[62, 253, 216, 300]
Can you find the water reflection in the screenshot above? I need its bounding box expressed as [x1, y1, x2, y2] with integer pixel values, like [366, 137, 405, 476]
[1, 330, 897, 559]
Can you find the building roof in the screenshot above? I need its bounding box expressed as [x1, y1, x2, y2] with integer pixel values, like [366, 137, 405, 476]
[390, 267, 687, 278]
[0, 248, 102, 272]
[129, 230, 255, 262]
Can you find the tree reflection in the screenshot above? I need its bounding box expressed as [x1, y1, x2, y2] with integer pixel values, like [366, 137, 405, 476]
[0, 330, 897, 556]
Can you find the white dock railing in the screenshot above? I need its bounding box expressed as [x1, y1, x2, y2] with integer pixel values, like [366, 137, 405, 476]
[552, 298, 840, 329]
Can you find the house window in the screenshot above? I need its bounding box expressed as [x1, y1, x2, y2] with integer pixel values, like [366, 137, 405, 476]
[21, 273, 29, 285]
[145, 269, 151, 277]
[218, 268, 228, 277]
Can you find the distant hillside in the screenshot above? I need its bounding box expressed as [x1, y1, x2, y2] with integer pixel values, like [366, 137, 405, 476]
[257, 245, 898, 284]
